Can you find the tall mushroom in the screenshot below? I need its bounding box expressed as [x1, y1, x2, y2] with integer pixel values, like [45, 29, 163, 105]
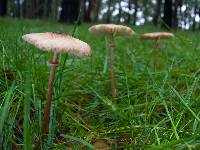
[89, 24, 135, 97]
[22, 32, 91, 139]
[140, 32, 174, 70]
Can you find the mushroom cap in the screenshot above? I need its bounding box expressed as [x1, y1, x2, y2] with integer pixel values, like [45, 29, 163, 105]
[140, 32, 174, 40]
[22, 32, 92, 57]
[89, 24, 135, 36]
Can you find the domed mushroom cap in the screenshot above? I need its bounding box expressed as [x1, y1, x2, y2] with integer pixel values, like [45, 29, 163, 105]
[22, 32, 92, 57]
[89, 24, 135, 36]
[140, 32, 174, 40]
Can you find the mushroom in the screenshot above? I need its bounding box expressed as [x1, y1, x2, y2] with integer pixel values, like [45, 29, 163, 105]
[22, 32, 91, 138]
[89, 24, 135, 97]
[140, 32, 174, 70]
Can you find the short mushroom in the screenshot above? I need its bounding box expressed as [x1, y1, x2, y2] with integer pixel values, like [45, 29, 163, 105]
[140, 32, 174, 70]
[89, 24, 135, 97]
[22, 32, 91, 139]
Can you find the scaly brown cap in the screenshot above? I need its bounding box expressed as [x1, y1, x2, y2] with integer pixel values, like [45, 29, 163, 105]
[22, 32, 92, 57]
[140, 32, 174, 40]
[89, 24, 135, 36]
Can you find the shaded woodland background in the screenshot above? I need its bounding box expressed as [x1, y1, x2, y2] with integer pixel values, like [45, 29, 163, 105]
[0, 0, 200, 31]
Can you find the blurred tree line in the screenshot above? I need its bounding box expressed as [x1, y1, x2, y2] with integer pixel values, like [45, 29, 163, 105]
[0, 0, 199, 30]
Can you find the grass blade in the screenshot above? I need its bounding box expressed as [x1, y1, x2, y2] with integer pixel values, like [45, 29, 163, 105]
[23, 77, 32, 150]
[158, 89, 180, 140]
[149, 134, 200, 150]
[0, 82, 15, 134]
[60, 134, 97, 150]
[171, 86, 200, 122]
[103, 36, 109, 73]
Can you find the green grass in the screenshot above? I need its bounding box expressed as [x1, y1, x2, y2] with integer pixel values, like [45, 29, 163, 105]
[1, 17, 200, 149]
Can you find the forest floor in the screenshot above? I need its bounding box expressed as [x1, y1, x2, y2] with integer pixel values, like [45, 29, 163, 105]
[1, 18, 200, 149]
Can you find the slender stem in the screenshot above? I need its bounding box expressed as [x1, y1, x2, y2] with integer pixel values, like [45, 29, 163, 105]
[109, 35, 116, 97]
[154, 39, 159, 71]
[42, 52, 59, 139]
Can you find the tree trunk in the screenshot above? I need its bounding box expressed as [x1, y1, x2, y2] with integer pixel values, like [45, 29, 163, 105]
[16, 0, 20, 17]
[172, 0, 179, 28]
[51, 0, 57, 20]
[163, 0, 173, 28]
[143, 0, 148, 23]
[127, 0, 132, 23]
[19, 0, 23, 18]
[184, 4, 188, 28]
[133, 0, 138, 25]
[84, 0, 98, 22]
[0, 0, 7, 16]
[60, 0, 80, 23]
[192, 0, 198, 31]
[178, 0, 183, 29]
[83, 0, 91, 22]
[90, 0, 98, 21]
[95, 0, 101, 21]
[24, 0, 43, 18]
[43, 0, 48, 18]
[118, 0, 122, 22]
[106, 0, 112, 23]
[24, 0, 34, 18]
[153, 0, 162, 26]
[199, 8, 200, 30]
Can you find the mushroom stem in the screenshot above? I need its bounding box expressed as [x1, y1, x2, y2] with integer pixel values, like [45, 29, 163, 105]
[154, 39, 159, 70]
[42, 52, 59, 138]
[109, 35, 116, 97]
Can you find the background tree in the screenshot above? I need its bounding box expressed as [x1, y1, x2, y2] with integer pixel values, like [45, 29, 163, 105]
[153, 0, 162, 26]
[51, 0, 60, 20]
[83, 0, 98, 22]
[89, 0, 99, 21]
[192, 0, 198, 31]
[60, 0, 80, 23]
[118, 0, 122, 22]
[127, 0, 132, 23]
[106, 0, 112, 23]
[0, 0, 7, 16]
[95, 0, 102, 21]
[163, 0, 173, 28]
[43, 0, 52, 18]
[172, 0, 181, 28]
[143, 0, 149, 23]
[83, 0, 91, 22]
[133, 0, 138, 25]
